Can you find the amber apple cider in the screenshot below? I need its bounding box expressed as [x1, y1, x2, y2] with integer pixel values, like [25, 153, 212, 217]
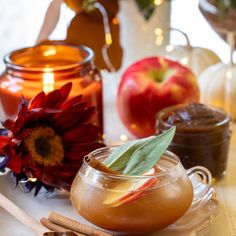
[71, 154, 193, 235]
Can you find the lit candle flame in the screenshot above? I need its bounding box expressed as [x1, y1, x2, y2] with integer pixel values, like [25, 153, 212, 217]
[43, 72, 55, 93]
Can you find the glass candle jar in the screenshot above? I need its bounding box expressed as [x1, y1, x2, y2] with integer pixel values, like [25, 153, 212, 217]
[156, 103, 231, 180]
[0, 43, 103, 133]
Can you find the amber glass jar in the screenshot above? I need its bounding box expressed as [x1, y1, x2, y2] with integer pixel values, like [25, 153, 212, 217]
[0, 43, 103, 133]
[156, 103, 231, 179]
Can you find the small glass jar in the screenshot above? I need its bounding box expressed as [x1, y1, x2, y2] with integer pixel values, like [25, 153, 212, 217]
[0, 43, 103, 133]
[156, 103, 231, 180]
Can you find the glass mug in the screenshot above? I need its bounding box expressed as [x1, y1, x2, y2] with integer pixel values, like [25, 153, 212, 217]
[70, 147, 212, 235]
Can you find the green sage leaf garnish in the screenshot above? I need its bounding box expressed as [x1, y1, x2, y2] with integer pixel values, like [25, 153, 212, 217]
[105, 126, 176, 175]
[103, 137, 152, 172]
[123, 126, 175, 175]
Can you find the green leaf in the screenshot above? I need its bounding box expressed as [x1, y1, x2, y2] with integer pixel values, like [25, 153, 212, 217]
[123, 126, 176, 175]
[232, 0, 236, 9]
[103, 137, 152, 172]
[135, 0, 156, 20]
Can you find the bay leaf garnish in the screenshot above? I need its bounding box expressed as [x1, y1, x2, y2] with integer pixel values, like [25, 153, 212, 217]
[105, 126, 176, 175]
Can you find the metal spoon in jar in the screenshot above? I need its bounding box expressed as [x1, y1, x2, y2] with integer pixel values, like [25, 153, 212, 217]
[0, 192, 77, 236]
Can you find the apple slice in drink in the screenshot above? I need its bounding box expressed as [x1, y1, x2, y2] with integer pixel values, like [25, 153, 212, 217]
[103, 167, 158, 207]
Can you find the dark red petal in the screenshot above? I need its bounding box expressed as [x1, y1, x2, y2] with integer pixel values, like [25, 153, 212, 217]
[66, 107, 96, 131]
[7, 157, 22, 173]
[28, 108, 59, 124]
[43, 164, 82, 190]
[41, 173, 60, 188]
[60, 82, 72, 103]
[55, 167, 81, 178]
[66, 142, 104, 161]
[69, 142, 104, 152]
[43, 90, 62, 108]
[22, 154, 47, 180]
[53, 103, 89, 130]
[65, 151, 84, 161]
[19, 103, 29, 115]
[78, 107, 96, 123]
[3, 145, 22, 173]
[13, 116, 28, 135]
[2, 119, 14, 131]
[12, 104, 29, 133]
[61, 95, 83, 110]
[43, 83, 73, 109]
[63, 124, 100, 146]
[15, 128, 31, 140]
[62, 107, 96, 131]
[12, 110, 39, 135]
[12, 108, 59, 137]
[0, 136, 9, 149]
[50, 163, 83, 179]
[28, 91, 46, 109]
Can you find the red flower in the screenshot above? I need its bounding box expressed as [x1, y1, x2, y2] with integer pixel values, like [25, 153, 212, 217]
[1, 83, 104, 192]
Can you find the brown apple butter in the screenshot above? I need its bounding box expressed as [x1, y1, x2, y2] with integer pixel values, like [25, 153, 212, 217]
[156, 103, 231, 179]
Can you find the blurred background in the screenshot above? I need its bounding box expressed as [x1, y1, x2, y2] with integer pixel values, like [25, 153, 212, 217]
[0, 0, 231, 71]
[0, 0, 233, 142]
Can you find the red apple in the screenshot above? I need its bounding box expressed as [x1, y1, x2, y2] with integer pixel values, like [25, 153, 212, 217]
[103, 167, 158, 207]
[117, 57, 199, 138]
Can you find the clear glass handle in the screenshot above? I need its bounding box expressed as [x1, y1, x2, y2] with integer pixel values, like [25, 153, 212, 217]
[187, 166, 212, 185]
[187, 166, 213, 210]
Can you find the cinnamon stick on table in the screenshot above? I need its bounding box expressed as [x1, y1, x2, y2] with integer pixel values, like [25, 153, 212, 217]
[48, 212, 113, 236]
[40, 217, 85, 236]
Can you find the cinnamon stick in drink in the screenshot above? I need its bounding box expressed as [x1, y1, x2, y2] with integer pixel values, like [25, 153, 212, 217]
[48, 212, 113, 236]
[84, 156, 118, 175]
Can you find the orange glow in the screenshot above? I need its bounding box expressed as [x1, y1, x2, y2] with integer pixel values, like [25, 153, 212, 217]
[112, 17, 119, 25]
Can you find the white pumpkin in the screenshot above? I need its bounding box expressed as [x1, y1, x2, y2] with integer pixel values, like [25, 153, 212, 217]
[167, 45, 221, 77]
[199, 62, 236, 120]
[165, 29, 221, 77]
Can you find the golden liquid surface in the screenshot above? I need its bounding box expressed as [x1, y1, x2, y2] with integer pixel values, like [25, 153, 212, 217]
[72, 174, 193, 234]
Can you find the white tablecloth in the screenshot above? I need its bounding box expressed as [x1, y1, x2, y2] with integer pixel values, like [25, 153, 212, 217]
[0, 125, 236, 236]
